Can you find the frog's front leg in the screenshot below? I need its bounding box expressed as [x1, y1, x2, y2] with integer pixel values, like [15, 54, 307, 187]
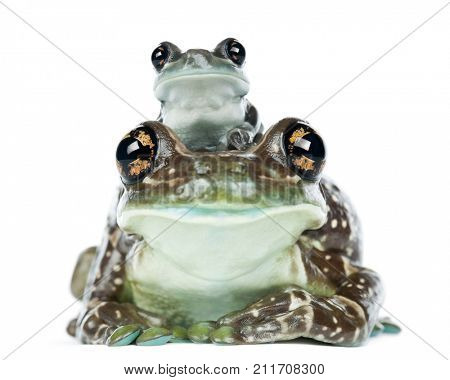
[79, 300, 170, 346]
[73, 189, 168, 346]
[76, 230, 169, 346]
[212, 256, 383, 346]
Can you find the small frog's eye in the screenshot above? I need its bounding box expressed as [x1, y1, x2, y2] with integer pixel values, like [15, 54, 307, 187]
[151, 42, 181, 71]
[116, 125, 158, 184]
[151, 43, 170, 71]
[225, 39, 246, 66]
[283, 122, 326, 182]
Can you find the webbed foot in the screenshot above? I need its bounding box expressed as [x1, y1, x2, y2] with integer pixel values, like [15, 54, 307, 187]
[107, 324, 142, 346]
[108, 326, 174, 347]
[78, 301, 166, 345]
[136, 327, 172, 346]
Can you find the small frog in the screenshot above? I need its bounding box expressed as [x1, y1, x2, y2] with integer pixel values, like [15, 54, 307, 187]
[68, 114, 399, 346]
[151, 38, 263, 151]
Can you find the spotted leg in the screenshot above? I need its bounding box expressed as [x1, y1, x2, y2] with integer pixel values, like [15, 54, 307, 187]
[78, 301, 170, 345]
[211, 255, 384, 346]
[69, 188, 168, 345]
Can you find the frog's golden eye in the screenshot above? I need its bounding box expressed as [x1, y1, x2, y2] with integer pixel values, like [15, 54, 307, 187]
[283, 121, 326, 182]
[116, 125, 158, 184]
[225, 39, 246, 66]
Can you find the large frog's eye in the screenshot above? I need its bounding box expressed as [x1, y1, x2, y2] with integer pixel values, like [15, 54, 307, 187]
[116, 125, 158, 184]
[225, 39, 246, 66]
[283, 121, 326, 182]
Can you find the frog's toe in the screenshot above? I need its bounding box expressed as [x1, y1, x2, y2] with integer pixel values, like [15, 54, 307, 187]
[370, 322, 383, 337]
[136, 327, 172, 346]
[379, 318, 401, 334]
[371, 318, 401, 337]
[107, 324, 142, 346]
[187, 321, 216, 343]
[170, 326, 190, 343]
[210, 326, 238, 345]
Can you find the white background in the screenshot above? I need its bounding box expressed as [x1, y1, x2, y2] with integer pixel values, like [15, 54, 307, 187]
[0, 0, 449, 378]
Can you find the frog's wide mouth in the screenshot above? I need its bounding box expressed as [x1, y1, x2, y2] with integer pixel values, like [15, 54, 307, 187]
[118, 204, 326, 281]
[154, 72, 249, 99]
[119, 204, 326, 225]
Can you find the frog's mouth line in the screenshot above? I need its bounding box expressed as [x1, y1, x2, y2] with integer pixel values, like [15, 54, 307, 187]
[118, 204, 326, 281]
[154, 72, 249, 96]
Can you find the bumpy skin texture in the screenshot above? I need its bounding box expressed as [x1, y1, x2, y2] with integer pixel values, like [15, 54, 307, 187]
[68, 118, 387, 347]
[215, 180, 381, 345]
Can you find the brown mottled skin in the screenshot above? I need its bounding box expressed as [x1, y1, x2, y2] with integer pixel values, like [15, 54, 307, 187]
[68, 118, 388, 346]
[68, 194, 166, 344]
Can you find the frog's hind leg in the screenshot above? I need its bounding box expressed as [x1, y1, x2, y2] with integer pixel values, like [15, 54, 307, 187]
[66, 246, 97, 337]
[66, 318, 77, 337]
[70, 246, 97, 299]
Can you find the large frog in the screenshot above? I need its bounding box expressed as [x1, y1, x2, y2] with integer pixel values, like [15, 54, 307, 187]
[67, 39, 398, 346]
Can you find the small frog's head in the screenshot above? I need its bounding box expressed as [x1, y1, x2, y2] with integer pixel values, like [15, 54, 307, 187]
[151, 38, 250, 150]
[116, 118, 327, 280]
[152, 38, 248, 96]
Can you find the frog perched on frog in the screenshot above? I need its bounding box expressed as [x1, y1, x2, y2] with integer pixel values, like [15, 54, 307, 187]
[68, 38, 398, 346]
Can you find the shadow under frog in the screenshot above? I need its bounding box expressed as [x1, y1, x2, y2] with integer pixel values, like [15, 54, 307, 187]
[67, 39, 399, 346]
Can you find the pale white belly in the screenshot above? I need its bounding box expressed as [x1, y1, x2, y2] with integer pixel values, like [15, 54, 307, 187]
[124, 242, 308, 326]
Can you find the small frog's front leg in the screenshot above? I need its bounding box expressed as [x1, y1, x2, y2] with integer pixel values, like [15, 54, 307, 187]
[211, 257, 384, 346]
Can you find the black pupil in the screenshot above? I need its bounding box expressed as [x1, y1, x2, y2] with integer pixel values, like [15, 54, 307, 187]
[152, 45, 169, 70]
[226, 40, 245, 65]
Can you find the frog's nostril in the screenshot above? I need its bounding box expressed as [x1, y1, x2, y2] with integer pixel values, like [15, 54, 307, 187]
[194, 161, 211, 175]
[184, 50, 212, 68]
